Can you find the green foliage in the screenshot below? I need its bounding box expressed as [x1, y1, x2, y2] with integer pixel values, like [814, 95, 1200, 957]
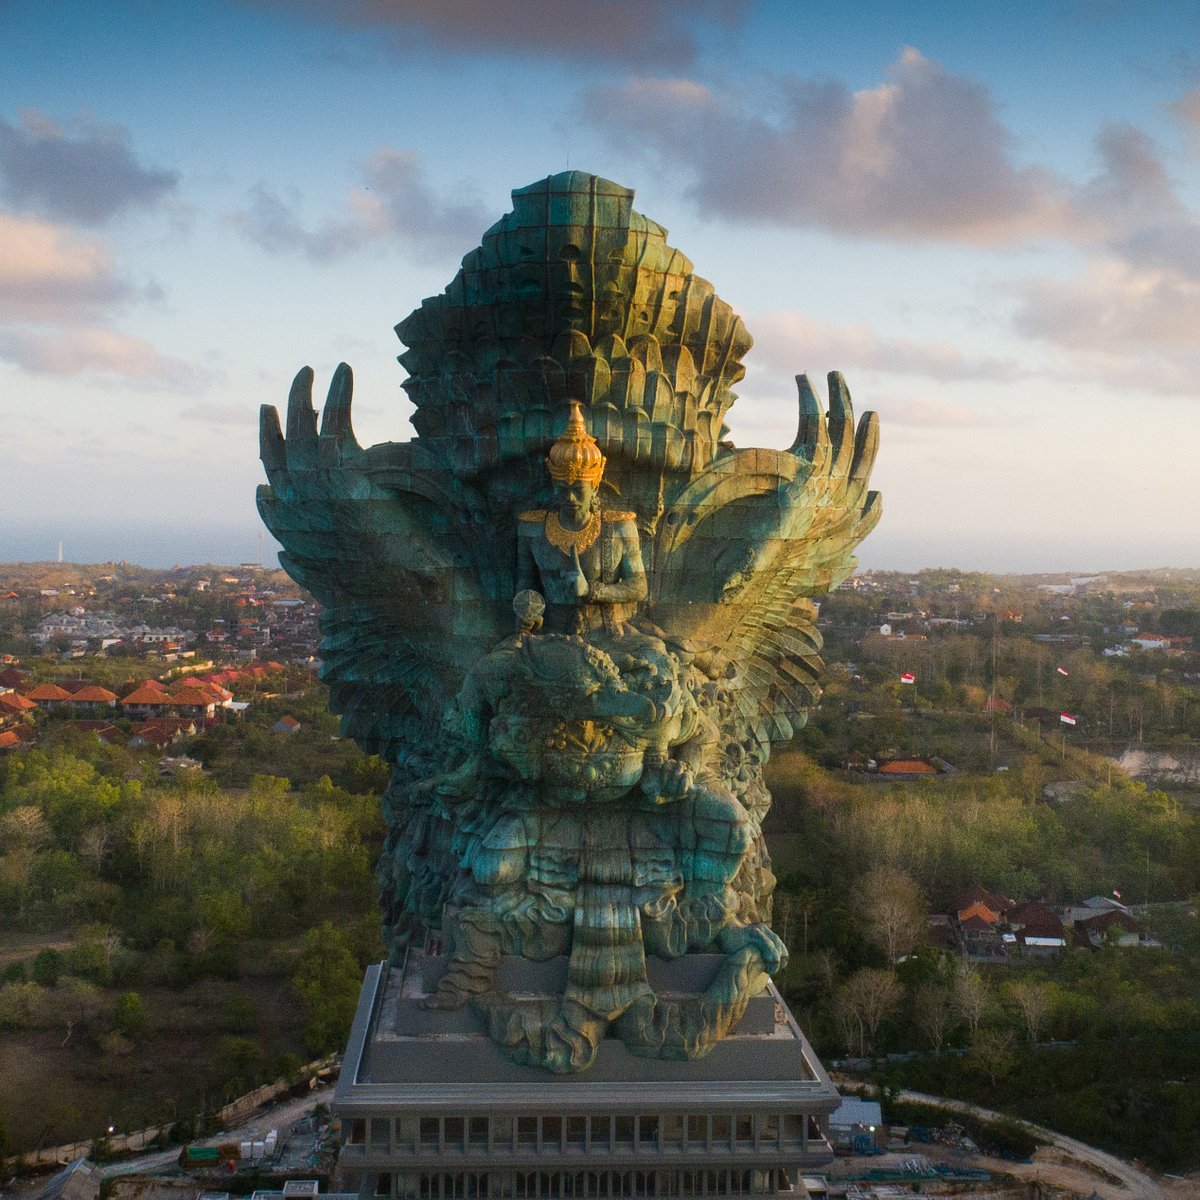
[218, 994, 259, 1032]
[30, 947, 62, 986]
[111, 990, 146, 1037]
[292, 921, 362, 1055]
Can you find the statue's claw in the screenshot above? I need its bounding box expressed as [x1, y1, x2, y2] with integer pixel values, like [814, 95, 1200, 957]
[826, 370, 854, 472]
[790, 373, 830, 471]
[319, 361, 360, 465]
[259, 403, 285, 478]
[285, 365, 318, 471]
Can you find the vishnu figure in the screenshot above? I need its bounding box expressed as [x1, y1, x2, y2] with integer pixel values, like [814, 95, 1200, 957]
[517, 401, 646, 636]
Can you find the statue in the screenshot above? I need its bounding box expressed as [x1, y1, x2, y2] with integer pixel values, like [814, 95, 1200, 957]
[258, 171, 880, 1073]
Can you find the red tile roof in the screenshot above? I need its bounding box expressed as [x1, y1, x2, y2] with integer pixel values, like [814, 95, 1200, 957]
[0, 730, 23, 749]
[0, 692, 37, 712]
[69, 685, 118, 703]
[27, 683, 73, 702]
[168, 687, 216, 707]
[878, 758, 937, 775]
[121, 683, 172, 706]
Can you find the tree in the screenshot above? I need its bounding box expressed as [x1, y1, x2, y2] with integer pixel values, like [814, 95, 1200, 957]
[913, 983, 953, 1053]
[112, 991, 146, 1038]
[292, 921, 361, 1054]
[1007, 978, 1053, 1043]
[833, 968, 902, 1056]
[31, 948, 62, 987]
[852, 867, 927, 967]
[969, 1027, 1016, 1087]
[952, 962, 990, 1038]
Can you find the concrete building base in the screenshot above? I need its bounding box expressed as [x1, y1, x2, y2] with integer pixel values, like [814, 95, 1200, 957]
[334, 953, 839, 1200]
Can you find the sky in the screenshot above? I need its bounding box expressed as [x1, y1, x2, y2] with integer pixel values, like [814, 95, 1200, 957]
[2, 0, 1200, 572]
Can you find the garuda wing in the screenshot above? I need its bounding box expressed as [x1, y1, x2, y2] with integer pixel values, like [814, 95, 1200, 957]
[650, 371, 881, 746]
[257, 364, 503, 765]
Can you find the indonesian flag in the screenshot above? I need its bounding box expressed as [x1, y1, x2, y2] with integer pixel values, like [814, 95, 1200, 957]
[1059, 712, 1077, 725]
[1056, 666, 1069, 677]
[900, 671, 916, 684]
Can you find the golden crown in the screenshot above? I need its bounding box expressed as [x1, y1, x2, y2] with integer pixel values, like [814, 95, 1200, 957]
[546, 401, 605, 486]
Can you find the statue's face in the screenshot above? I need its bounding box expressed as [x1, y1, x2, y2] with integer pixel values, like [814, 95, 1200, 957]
[554, 479, 596, 525]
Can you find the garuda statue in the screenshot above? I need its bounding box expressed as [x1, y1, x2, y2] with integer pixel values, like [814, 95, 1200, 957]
[258, 172, 880, 1073]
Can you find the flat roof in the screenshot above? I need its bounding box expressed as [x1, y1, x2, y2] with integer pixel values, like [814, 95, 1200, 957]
[335, 957, 839, 1114]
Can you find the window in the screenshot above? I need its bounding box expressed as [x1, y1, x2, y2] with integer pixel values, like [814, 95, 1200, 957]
[445, 1118, 465, 1149]
[518, 1117, 539, 1147]
[567, 1117, 587, 1146]
[348, 1118, 366, 1144]
[661, 1115, 683, 1147]
[686, 1116, 706, 1148]
[470, 1118, 489, 1147]
[711, 1117, 730, 1147]
[370, 1118, 391, 1146]
[758, 1116, 779, 1148]
[421, 1118, 441, 1147]
[614, 1116, 635, 1145]
[543, 1116, 562, 1148]
[734, 1117, 752, 1146]
[637, 1116, 659, 1149]
[494, 1118, 515, 1150]
[589, 1116, 611, 1148]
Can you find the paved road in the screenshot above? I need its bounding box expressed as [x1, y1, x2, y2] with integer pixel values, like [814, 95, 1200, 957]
[888, 1087, 1167, 1200]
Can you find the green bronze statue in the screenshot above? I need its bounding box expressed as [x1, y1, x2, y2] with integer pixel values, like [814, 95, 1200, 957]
[258, 172, 880, 1073]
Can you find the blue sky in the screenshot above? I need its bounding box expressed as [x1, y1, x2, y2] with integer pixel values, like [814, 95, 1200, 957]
[3, 0, 1200, 570]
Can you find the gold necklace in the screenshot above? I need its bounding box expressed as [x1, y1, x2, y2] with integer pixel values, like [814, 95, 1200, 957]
[544, 508, 601, 555]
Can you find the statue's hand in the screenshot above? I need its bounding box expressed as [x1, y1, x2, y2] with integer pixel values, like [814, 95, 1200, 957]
[260, 364, 372, 505]
[719, 922, 788, 975]
[570, 547, 590, 600]
[660, 758, 693, 800]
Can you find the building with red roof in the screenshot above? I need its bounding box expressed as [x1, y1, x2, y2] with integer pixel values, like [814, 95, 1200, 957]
[67, 685, 118, 709]
[26, 682, 73, 709]
[120, 682, 174, 718]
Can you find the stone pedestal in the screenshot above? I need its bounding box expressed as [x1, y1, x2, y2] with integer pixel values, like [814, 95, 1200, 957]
[334, 953, 839, 1200]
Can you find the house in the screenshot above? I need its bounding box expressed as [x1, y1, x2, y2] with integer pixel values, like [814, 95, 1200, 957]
[954, 885, 1012, 920]
[0, 691, 38, 716]
[0, 667, 28, 690]
[70, 720, 123, 745]
[120, 681, 173, 719]
[982, 696, 1013, 714]
[1007, 901, 1066, 956]
[129, 718, 197, 748]
[1073, 908, 1153, 948]
[26, 682, 74, 710]
[271, 715, 302, 735]
[166, 686, 218, 720]
[66, 685, 119, 712]
[876, 758, 938, 778]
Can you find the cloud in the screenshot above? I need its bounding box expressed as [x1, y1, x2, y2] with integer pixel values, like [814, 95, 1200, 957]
[0, 213, 135, 321]
[1166, 85, 1200, 150]
[0, 109, 178, 226]
[0, 213, 205, 389]
[1015, 259, 1200, 353]
[1071, 123, 1182, 234]
[750, 311, 1028, 384]
[245, 0, 746, 69]
[230, 148, 491, 262]
[0, 326, 207, 388]
[582, 49, 1074, 245]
